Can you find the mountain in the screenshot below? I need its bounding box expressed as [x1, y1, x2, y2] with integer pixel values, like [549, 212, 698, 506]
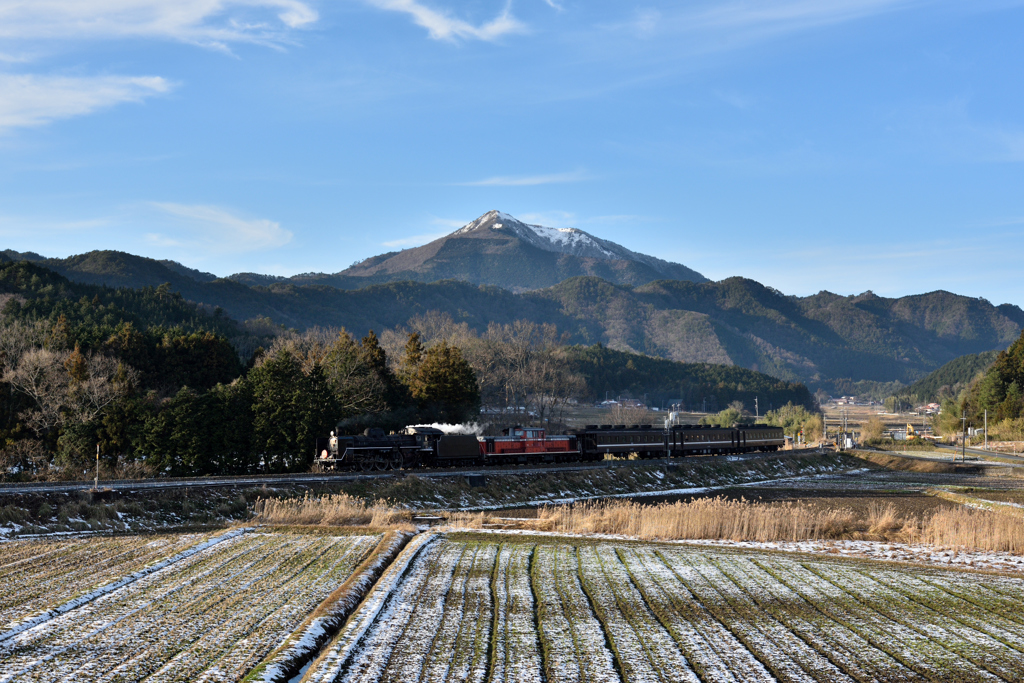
[1, 249, 45, 262]
[4, 222, 1022, 391]
[276, 211, 708, 291]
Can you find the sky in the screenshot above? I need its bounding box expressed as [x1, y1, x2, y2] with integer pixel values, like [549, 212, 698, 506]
[1, 1, 1023, 304]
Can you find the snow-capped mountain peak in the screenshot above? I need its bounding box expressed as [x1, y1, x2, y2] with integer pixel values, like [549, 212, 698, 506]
[341, 209, 706, 288]
[453, 210, 626, 261]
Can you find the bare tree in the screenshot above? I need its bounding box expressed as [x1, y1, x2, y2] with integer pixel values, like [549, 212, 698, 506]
[0, 319, 52, 373]
[481, 321, 581, 425]
[524, 350, 586, 426]
[4, 348, 69, 436]
[323, 331, 387, 416]
[610, 402, 654, 426]
[66, 353, 138, 425]
[3, 347, 138, 437]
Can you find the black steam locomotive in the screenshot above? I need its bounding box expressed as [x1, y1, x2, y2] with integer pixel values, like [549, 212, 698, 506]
[313, 423, 784, 472]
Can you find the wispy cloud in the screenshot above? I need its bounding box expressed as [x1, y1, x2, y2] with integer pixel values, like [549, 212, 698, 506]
[149, 203, 293, 253]
[0, 0, 318, 50]
[670, 0, 920, 39]
[517, 210, 576, 227]
[0, 1, 318, 132]
[0, 74, 172, 131]
[598, 0, 946, 54]
[0, 214, 113, 238]
[381, 232, 449, 248]
[632, 8, 661, 37]
[460, 169, 592, 186]
[364, 0, 525, 41]
[891, 98, 1024, 164]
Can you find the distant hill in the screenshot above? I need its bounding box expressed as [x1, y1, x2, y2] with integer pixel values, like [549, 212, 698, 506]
[1, 249, 45, 262]
[4, 233, 1022, 392]
[900, 350, 1001, 403]
[272, 210, 708, 291]
[562, 344, 812, 410]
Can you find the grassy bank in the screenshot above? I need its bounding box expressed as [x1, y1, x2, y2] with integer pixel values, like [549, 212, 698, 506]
[447, 495, 1024, 553]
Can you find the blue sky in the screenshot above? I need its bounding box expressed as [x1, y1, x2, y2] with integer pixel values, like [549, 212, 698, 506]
[1, 1, 1023, 304]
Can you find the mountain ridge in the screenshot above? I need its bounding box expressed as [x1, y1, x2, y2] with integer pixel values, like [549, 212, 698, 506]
[4, 210, 1022, 392]
[4, 245, 1020, 391]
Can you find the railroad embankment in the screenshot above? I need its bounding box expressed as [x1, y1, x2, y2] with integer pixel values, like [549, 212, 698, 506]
[0, 450, 858, 537]
[343, 450, 858, 510]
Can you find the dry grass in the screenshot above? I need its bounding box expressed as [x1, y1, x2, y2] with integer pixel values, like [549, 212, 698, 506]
[447, 496, 1024, 554]
[850, 450, 960, 473]
[253, 493, 414, 530]
[449, 497, 857, 543]
[903, 505, 1024, 554]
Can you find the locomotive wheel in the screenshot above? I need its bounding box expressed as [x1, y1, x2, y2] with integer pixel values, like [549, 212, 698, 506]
[359, 457, 374, 473]
[373, 453, 388, 471]
[389, 449, 402, 470]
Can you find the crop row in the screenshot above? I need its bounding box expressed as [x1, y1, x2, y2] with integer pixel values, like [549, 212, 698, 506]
[0, 531, 380, 682]
[304, 534, 1024, 683]
[0, 533, 211, 631]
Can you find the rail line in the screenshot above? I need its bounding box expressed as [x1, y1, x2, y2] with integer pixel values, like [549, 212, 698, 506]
[0, 450, 814, 496]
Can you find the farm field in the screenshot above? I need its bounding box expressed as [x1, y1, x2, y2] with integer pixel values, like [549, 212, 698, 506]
[0, 532, 213, 632]
[305, 532, 1024, 683]
[0, 529, 382, 682]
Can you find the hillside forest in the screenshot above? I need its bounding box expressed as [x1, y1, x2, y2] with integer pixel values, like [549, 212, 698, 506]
[931, 328, 1024, 442]
[0, 261, 812, 480]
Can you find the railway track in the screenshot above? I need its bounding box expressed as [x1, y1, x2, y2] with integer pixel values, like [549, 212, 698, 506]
[0, 450, 811, 496]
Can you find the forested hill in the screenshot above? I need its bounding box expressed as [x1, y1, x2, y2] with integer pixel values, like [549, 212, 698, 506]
[562, 345, 812, 411]
[899, 350, 1000, 403]
[4, 250, 1021, 390]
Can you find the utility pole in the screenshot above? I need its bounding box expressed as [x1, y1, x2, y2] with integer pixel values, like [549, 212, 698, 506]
[985, 410, 988, 451]
[755, 397, 759, 420]
[962, 411, 967, 463]
[95, 444, 100, 490]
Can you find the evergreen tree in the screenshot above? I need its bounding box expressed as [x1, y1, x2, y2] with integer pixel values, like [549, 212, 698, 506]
[248, 348, 336, 472]
[405, 340, 480, 424]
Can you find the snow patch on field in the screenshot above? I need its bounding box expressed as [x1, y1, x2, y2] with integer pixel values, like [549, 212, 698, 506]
[445, 528, 1024, 573]
[0, 527, 247, 644]
[251, 531, 413, 683]
[304, 533, 439, 682]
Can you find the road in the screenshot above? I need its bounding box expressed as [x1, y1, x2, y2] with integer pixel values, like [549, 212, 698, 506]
[933, 442, 1024, 464]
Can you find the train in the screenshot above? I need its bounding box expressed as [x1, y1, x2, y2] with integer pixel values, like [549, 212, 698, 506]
[312, 422, 785, 472]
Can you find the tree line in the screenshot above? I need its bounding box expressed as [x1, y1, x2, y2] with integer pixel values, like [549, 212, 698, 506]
[0, 260, 818, 480]
[0, 319, 480, 479]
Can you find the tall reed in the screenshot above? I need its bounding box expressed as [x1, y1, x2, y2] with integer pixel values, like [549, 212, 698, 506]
[450, 497, 857, 543]
[917, 506, 1024, 554]
[448, 496, 1024, 554]
[254, 493, 412, 529]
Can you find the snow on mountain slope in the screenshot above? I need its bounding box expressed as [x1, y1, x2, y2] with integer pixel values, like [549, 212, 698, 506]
[335, 209, 707, 288]
[454, 210, 696, 280]
[454, 210, 679, 274]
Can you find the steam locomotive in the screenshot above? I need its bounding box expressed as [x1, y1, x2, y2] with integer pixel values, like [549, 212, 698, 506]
[312, 423, 784, 472]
